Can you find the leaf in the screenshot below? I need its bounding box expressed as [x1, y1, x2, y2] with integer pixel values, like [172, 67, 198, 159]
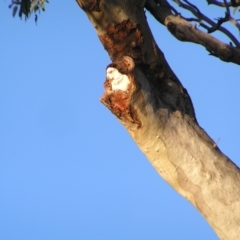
[12, 5, 18, 17]
[9, 0, 49, 21]
[30, 0, 38, 12]
[34, 5, 39, 12]
[34, 14, 38, 24]
[39, 0, 45, 11]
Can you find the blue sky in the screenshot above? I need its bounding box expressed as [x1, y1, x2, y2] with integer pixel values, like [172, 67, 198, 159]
[1, 1, 239, 240]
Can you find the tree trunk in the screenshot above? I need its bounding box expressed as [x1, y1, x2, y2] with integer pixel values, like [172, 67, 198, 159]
[76, 0, 240, 239]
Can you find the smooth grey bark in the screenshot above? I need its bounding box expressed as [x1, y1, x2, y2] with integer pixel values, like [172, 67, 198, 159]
[76, 0, 240, 239]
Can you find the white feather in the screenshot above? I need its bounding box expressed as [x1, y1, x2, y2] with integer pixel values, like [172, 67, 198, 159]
[106, 67, 130, 91]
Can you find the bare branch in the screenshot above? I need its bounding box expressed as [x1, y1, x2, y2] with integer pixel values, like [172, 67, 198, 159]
[207, 0, 232, 7]
[208, 12, 230, 33]
[231, 0, 240, 7]
[224, 0, 231, 14]
[229, 16, 240, 30]
[172, 0, 240, 47]
[145, 0, 240, 65]
[207, 1, 240, 34]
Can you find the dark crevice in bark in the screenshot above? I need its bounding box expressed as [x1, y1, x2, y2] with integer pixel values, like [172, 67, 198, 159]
[139, 61, 197, 122]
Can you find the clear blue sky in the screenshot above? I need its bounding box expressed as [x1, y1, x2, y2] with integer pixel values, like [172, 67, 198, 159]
[1, 1, 239, 240]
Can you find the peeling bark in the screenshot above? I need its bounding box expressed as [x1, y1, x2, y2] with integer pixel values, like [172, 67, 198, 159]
[76, 0, 240, 239]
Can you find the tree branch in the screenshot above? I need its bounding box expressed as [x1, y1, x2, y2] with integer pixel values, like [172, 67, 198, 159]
[76, 0, 240, 239]
[207, 12, 230, 33]
[207, 0, 232, 7]
[172, 0, 240, 47]
[180, 0, 240, 40]
[145, 0, 240, 65]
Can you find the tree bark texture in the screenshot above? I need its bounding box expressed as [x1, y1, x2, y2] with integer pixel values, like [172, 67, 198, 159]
[76, 0, 240, 239]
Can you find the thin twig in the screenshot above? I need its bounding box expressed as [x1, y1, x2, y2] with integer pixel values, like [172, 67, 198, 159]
[208, 12, 230, 33]
[224, 0, 230, 14]
[207, 0, 232, 7]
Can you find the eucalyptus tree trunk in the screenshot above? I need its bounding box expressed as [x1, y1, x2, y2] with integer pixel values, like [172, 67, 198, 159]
[76, 0, 240, 239]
